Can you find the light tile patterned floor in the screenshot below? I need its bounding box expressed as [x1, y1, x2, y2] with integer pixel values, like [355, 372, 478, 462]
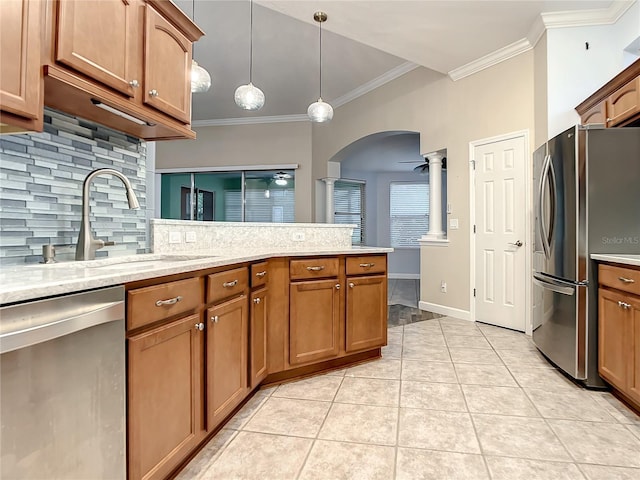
[176, 317, 640, 480]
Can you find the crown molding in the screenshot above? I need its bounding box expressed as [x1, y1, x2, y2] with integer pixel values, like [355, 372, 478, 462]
[448, 38, 532, 81]
[332, 62, 420, 108]
[192, 114, 309, 127]
[541, 0, 635, 28]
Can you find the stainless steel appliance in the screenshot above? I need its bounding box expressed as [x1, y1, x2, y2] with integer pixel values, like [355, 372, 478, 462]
[532, 125, 640, 387]
[0, 286, 126, 479]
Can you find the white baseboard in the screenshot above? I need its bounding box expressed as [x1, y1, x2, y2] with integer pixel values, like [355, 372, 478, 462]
[388, 273, 421, 280]
[418, 301, 471, 321]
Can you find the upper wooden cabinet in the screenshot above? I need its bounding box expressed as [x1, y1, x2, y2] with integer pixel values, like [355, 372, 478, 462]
[576, 59, 640, 128]
[0, 0, 43, 134]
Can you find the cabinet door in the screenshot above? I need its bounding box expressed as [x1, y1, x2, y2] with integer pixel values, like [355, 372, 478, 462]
[346, 275, 387, 352]
[55, 0, 138, 97]
[128, 313, 204, 480]
[144, 4, 191, 123]
[580, 102, 606, 126]
[598, 289, 630, 390]
[628, 296, 640, 405]
[289, 279, 341, 365]
[206, 295, 249, 430]
[606, 77, 640, 127]
[250, 288, 268, 387]
[0, 0, 41, 122]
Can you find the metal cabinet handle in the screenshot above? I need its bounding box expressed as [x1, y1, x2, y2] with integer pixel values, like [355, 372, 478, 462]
[335, 284, 341, 290]
[155, 295, 182, 307]
[618, 301, 631, 309]
[211, 315, 219, 323]
[129, 79, 139, 88]
[307, 266, 325, 271]
[606, 117, 612, 122]
[253, 297, 261, 304]
[618, 277, 635, 284]
[255, 271, 267, 278]
[508, 240, 523, 247]
[223, 280, 238, 288]
[349, 282, 355, 288]
[149, 89, 159, 97]
[195, 322, 204, 331]
[359, 263, 375, 268]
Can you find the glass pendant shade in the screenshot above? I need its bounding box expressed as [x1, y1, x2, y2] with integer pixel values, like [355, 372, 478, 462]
[307, 98, 333, 123]
[234, 82, 265, 110]
[191, 60, 212, 93]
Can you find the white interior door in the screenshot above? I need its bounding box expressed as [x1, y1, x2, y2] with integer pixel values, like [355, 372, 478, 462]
[473, 136, 526, 331]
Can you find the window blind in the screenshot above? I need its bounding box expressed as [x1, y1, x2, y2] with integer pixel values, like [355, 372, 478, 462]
[390, 182, 429, 247]
[334, 180, 365, 245]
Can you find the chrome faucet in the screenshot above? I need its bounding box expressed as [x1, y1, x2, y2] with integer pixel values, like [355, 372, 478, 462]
[76, 168, 140, 261]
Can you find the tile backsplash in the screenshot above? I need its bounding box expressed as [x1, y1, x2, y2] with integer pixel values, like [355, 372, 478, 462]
[0, 109, 147, 265]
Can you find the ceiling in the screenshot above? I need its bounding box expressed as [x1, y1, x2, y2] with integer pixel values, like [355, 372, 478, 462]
[176, 0, 620, 123]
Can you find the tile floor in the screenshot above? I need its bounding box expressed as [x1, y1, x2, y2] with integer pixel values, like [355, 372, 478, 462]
[176, 317, 640, 480]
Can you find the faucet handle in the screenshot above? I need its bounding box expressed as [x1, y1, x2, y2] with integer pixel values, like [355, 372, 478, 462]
[103, 241, 116, 247]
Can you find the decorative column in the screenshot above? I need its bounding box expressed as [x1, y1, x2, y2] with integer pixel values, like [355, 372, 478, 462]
[322, 177, 337, 223]
[424, 152, 445, 239]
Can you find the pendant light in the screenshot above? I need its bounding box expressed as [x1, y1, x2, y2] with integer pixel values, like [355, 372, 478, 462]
[307, 11, 333, 123]
[235, 0, 265, 110]
[191, 0, 211, 93]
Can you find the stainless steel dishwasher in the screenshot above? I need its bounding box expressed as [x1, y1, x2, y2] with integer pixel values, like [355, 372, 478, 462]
[0, 286, 126, 479]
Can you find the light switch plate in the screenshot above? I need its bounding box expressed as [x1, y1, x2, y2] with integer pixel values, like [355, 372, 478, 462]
[169, 231, 182, 244]
[185, 231, 196, 243]
[450, 218, 459, 229]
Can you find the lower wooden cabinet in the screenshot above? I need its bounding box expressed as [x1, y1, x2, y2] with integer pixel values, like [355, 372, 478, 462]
[128, 313, 205, 480]
[346, 275, 387, 352]
[206, 295, 249, 430]
[289, 279, 341, 365]
[250, 287, 268, 387]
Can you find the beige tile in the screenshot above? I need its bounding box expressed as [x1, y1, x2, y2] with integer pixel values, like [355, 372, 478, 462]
[272, 374, 343, 402]
[175, 429, 237, 480]
[508, 366, 579, 392]
[485, 457, 585, 480]
[580, 464, 640, 480]
[449, 347, 503, 365]
[525, 388, 617, 422]
[319, 403, 398, 445]
[201, 432, 312, 480]
[402, 343, 451, 362]
[325, 368, 347, 377]
[454, 363, 517, 387]
[477, 323, 524, 337]
[441, 325, 484, 337]
[487, 335, 537, 351]
[439, 318, 475, 328]
[445, 335, 492, 349]
[589, 392, 640, 425]
[403, 332, 447, 347]
[498, 349, 554, 368]
[401, 381, 467, 411]
[396, 448, 489, 480]
[345, 358, 402, 380]
[627, 424, 640, 441]
[387, 330, 403, 345]
[243, 397, 330, 438]
[381, 342, 402, 359]
[402, 360, 458, 383]
[299, 440, 396, 480]
[404, 320, 442, 332]
[473, 414, 571, 461]
[549, 419, 640, 467]
[398, 409, 480, 453]
[225, 391, 271, 430]
[462, 385, 539, 417]
[335, 377, 400, 406]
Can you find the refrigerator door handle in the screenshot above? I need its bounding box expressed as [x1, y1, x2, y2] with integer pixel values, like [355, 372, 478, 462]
[533, 273, 575, 296]
[537, 154, 552, 258]
[547, 157, 557, 253]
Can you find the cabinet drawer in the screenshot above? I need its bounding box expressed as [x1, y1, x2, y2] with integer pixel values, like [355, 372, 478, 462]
[207, 267, 249, 303]
[251, 262, 268, 288]
[346, 255, 387, 276]
[290, 257, 339, 280]
[128, 277, 203, 330]
[599, 264, 640, 296]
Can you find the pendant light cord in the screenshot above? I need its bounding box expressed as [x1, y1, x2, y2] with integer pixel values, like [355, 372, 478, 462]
[192, 0, 197, 57]
[319, 18, 323, 99]
[249, 0, 254, 83]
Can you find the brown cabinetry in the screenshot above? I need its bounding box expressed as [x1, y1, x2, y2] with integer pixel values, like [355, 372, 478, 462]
[250, 261, 269, 387]
[346, 274, 387, 353]
[0, 0, 43, 133]
[598, 263, 640, 411]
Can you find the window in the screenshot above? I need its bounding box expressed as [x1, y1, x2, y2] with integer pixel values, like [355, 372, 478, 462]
[334, 180, 365, 245]
[390, 182, 429, 247]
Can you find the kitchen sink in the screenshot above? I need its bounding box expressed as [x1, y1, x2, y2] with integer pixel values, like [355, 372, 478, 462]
[35, 254, 217, 269]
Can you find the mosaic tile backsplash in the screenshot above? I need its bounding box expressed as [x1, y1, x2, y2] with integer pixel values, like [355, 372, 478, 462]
[0, 109, 147, 265]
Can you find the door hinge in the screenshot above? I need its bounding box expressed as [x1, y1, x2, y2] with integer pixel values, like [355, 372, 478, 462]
[473, 288, 476, 297]
[471, 159, 476, 170]
[473, 225, 476, 234]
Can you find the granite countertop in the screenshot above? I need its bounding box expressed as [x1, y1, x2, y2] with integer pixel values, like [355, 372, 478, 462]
[0, 246, 393, 305]
[591, 254, 640, 268]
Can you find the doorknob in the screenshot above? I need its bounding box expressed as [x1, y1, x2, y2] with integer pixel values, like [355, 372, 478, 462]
[508, 240, 523, 247]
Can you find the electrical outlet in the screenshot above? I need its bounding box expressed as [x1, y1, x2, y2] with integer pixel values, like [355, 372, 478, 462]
[450, 218, 459, 229]
[292, 232, 305, 242]
[169, 231, 182, 244]
[440, 281, 447, 293]
[185, 231, 196, 243]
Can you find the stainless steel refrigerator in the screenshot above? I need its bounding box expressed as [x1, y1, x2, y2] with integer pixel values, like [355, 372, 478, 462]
[532, 125, 640, 388]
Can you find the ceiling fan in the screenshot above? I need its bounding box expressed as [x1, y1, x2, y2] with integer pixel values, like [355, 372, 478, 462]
[399, 157, 447, 173]
[273, 171, 292, 185]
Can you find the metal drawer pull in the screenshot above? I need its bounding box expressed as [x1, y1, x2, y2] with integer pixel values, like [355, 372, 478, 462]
[255, 271, 267, 278]
[359, 263, 375, 268]
[195, 322, 204, 331]
[306, 266, 325, 271]
[211, 315, 219, 323]
[335, 284, 341, 290]
[223, 280, 238, 288]
[349, 282, 355, 288]
[618, 301, 631, 309]
[253, 298, 261, 304]
[129, 79, 139, 88]
[618, 277, 635, 284]
[155, 295, 182, 307]
[149, 89, 159, 97]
